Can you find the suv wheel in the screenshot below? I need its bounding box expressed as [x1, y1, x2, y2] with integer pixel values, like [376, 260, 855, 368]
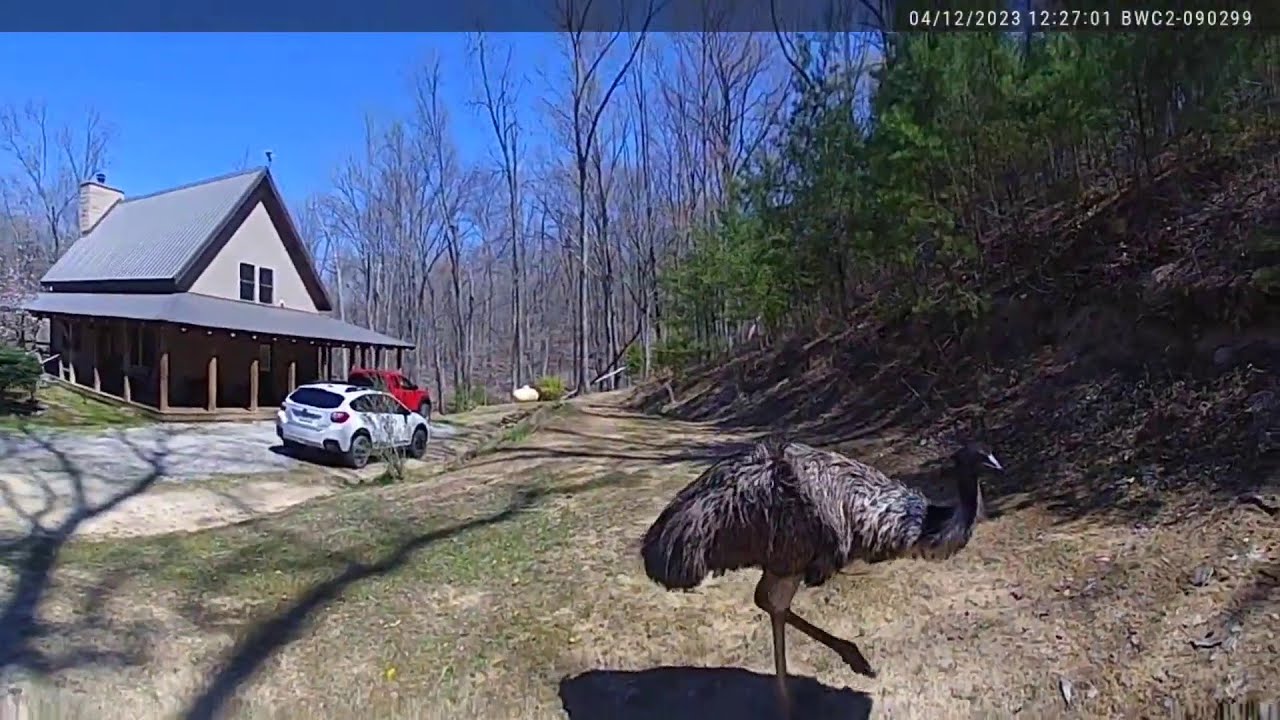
[344, 432, 372, 469]
[408, 425, 428, 459]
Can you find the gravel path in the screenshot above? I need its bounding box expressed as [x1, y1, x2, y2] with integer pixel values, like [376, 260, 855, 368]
[0, 422, 303, 538]
[2, 422, 300, 480]
[0, 416, 488, 540]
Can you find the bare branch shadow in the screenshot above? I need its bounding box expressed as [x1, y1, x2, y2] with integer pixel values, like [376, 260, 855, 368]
[180, 473, 634, 720]
[1204, 558, 1280, 637]
[559, 667, 872, 720]
[0, 423, 177, 676]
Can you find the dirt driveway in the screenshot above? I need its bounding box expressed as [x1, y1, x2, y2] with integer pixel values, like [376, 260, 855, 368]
[5, 393, 1276, 719]
[0, 414, 482, 540]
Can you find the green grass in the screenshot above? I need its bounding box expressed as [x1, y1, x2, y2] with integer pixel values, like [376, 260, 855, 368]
[38, 463, 646, 718]
[433, 402, 568, 475]
[56, 471, 577, 612]
[500, 421, 535, 445]
[12, 389, 1280, 720]
[0, 383, 147, 430]
[479, 404, 566, 455]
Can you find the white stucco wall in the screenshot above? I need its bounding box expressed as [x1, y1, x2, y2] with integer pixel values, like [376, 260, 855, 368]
[188, 201, 319, 312]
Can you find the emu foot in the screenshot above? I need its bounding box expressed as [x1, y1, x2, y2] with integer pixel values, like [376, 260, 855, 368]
[782, 609, 878, 679]
[831, 638, 877, 678]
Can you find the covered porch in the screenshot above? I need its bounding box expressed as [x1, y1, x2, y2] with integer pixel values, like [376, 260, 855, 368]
[25, 292, 412, 421]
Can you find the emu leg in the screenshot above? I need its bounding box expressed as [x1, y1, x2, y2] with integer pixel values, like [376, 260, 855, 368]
[754, 572, 801, 720]
[785, 611, 877, 678]
[770, 612, 791, 720]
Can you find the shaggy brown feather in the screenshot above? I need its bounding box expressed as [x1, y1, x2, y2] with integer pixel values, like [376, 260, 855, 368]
[641, 440, 989, 591]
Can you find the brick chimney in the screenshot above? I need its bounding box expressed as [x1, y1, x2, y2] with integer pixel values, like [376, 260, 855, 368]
[78, 172, 123, 236]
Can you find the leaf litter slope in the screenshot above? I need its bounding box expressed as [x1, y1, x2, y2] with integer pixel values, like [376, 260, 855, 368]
[7, 393, 1279, 718]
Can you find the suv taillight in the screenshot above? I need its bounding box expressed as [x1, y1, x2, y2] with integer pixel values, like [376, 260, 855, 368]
[330, 411, 350, 424]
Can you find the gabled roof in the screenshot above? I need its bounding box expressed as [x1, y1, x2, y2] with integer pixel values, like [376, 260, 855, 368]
[40, 168, 332, 312]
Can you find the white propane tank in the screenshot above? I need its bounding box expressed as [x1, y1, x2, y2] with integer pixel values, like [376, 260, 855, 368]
[512, 385, 540, 402]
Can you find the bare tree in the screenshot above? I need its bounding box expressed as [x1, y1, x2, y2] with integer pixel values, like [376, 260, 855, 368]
[0, 102, 112, 347]
[554, 0, 662, 394]
[0, 197, 45, 345]
[300, 30, 795, 408]
[470, 32, 529, 390]
[231, 146, 255, 171]
[588, 110, 633, 388]
[415, 59, 480, 398]
[0, 101, 113, 259]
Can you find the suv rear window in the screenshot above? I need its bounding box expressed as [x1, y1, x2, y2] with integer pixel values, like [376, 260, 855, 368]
[346, 373, 382, 388]
[287, 387, 344, 409]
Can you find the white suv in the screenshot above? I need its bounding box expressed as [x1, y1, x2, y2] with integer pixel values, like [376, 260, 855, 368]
[276, 382, 431, 469]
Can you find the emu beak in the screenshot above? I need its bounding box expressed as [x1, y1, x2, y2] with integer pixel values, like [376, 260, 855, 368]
[983, 453, 1003, 472]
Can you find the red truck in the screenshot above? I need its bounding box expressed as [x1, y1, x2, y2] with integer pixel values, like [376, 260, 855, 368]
[345, 368, 432, 418]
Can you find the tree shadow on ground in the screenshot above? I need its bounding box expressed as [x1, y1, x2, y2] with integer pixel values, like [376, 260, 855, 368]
[559, 667, 872, 720]
[1205, 558, 1280, 637]
[0, 425, 176, 677]
[179, 472, 636, 720]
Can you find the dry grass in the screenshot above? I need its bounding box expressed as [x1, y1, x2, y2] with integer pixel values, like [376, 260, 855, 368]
[4, 394, 1279, 719]
[0, 384, 146, 430]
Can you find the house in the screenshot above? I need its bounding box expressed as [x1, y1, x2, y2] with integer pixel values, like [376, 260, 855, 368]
[23, 168, 411, 419]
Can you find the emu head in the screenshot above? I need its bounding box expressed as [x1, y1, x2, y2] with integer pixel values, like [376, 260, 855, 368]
[952, 441, 1003, 476]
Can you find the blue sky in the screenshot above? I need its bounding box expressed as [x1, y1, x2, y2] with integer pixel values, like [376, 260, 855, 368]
[0, 33, 560, 206]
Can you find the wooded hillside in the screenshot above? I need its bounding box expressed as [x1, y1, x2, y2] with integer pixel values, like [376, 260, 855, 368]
[637, 31, 1279, 522]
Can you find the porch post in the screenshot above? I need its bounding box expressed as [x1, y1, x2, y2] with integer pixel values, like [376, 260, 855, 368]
[57, 320, 66, 381]
[374, 346, 384, 369]
[121, 320, 133, 402]
[206, 352, 218, 411]
[89, 323, 101, 391]
[56, 320, 64, 380]
[395, 347, 404, 371]
[158, 328, 170, 411]
[66, 320, 77, 384]
[249, 356, 260, 411]
[287, 359, 297, 393]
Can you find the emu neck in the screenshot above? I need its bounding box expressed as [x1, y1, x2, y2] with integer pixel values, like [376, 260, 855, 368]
[954, 464, 982, 524]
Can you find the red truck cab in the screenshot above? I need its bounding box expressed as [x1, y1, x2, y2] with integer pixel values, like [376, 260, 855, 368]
[346, 368, 432, 417]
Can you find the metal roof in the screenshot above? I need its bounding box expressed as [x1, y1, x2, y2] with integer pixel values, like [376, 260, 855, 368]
[41, 168, 265, 283]
[24, 292, 413, 348]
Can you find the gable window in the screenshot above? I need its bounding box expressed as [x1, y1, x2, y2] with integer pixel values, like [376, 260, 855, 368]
[258, 267, 275, 304]
[238, 263, 256, 301]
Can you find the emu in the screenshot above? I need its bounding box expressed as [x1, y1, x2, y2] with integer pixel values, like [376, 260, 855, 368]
[640, 439, 1002, 718]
